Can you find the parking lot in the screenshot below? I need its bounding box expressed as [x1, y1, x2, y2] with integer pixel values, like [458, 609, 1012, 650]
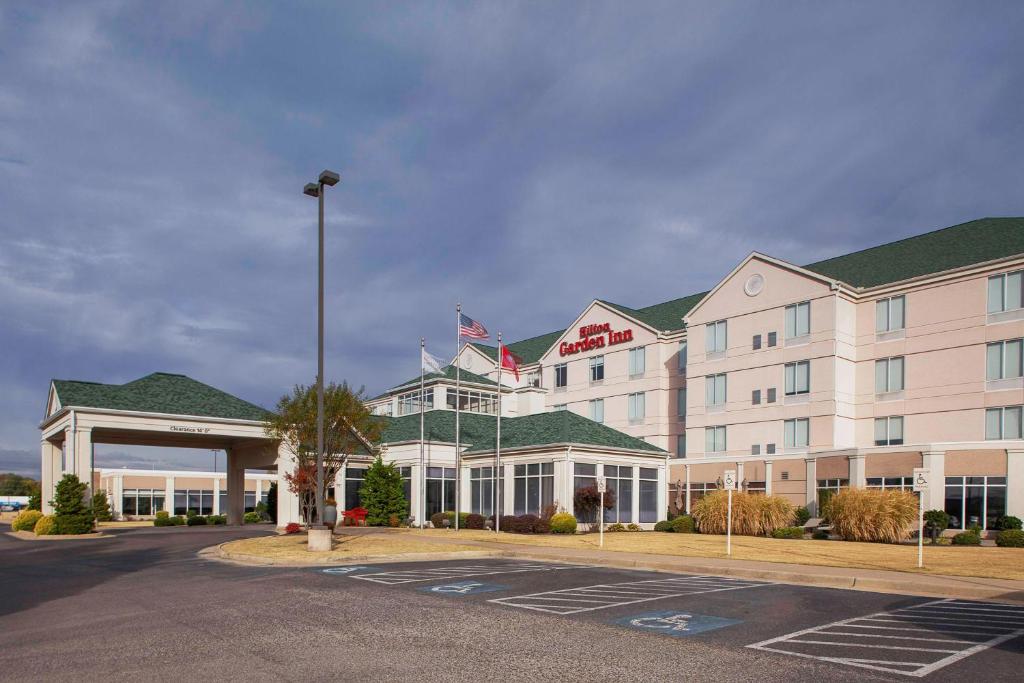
[0, 527, 1021, 681]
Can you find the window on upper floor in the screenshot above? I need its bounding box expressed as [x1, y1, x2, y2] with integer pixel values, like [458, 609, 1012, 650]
[752, 334, 762, 350]
[986, 405, 1023, 440]
[677, 388, 687, 418]
[705, 425, 726, 453]
[784, 418, 809, 448]
[628, 347, 646, 377]
[752, 389, 761, 405]
[784, 361, 810, 396]
[678, 340, 687, 373]
[676, 434, 687, 458]
[588, 398, 604, 423]
[706, 320, 727, 354]
[590, 355, 605, 382]
[766, 443, 776, 455]
[525, 370, 541, 388]
[986, 339, 1023, 381]
[552, 403, 567, 411]
[785, 301, 811, 339]
[767, 331, 777, 347]
[751, 444, 761, 456]
[875, 356, 905, 394]
[705, 373, 727, 407]
[874, 416, 904, 446]
[876, 295, 906, 332]
[988, 271, 1023, 314]
[628, 392, 646, 422]
[767, 387, 777, 403]
[554, 362, 567, 389]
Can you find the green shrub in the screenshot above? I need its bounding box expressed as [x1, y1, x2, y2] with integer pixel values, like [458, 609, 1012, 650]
[626, 523, 642, 532]
[359, 456, 409, 526]
[51, 474, 94, 535]
[951, 529, 981, 546]
[692, 492, 794, 536]
[550, 512, 577, 534]
[208, 515, 227, 525]
[187, 515, 208, 526]
[155, 510, 170, 520]
[606, 523, 626, 532]
[653, 520, 673, 532]
[27, 490, 41, 511]
[794, 506, 811, 526]
[670, 515, 696, 533]
[243, 511, 261, 524]
[924, 509, 951, 544]
[997, 515, 1023, 531]
[824, 488, 917, 543]
[154, 515, 176, 527]
[91, 490, 113, 522]
[11, 509, 43, 532]
[186, 509, 198, 518]
[996, 529, 1024, 547]
[170, 515, 185, 526]
[34, 515, 57, 536]
[771, 526, 805, 540]
[430, 511, 469, 529]
[812, 529, 830, 540]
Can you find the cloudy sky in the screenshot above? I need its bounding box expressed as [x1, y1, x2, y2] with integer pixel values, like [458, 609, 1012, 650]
[1, 1, 1022, 476]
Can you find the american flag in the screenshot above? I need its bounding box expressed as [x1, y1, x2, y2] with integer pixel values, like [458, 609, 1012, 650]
[459, 313, 489, 340]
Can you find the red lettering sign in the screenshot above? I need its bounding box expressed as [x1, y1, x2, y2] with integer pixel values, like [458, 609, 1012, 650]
[559, 324, 634, 356]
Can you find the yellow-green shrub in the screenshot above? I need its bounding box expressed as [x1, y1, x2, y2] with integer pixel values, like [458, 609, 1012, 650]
[549, 512, 577, 534]
[691, 491, 794, 536]
[11, 509, 43, 532]
[34, 515, 57, 536]
[824, 488, 917, 543]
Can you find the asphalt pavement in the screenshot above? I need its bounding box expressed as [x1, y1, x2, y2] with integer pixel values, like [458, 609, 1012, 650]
[0, 527, 1021, 682]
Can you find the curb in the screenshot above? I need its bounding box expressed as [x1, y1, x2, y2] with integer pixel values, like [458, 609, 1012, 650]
[4, 530, 112, 541]
[203, 543, 503, 567]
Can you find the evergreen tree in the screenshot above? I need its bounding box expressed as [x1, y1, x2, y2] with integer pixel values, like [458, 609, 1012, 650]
[266, 481, 278, 523]
[358, 456, 407, 526]
[50, 474, 94, 535]
[91, 489, 113, 522]
[27, 489, 41, 511]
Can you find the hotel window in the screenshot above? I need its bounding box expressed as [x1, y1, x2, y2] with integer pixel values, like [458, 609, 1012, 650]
[816, 478, 848, 511]
[986, 339, 1023, 380]
[752, 334, 762, 350]
[590, 355, 605, 382]
[676, 434, 686, 458]
[767, 331, 777, 347]
[470, 466, 500, 518]
[628, 346, 646, 377]
[445, 389, 497, 414]
[987, 270, 1023, 314]
[573, 463, 597, 522]
[705, 373, 727, 407]
[746, 481, 766, 495]
[216, 490, 257, 514]
[874, 416, 904, 446]
[706, 320, 727, 354]
[767, 387, 777, 403]
[398, 388, 434, 416]
[678, 340, 687, 373]
[876, 295, 906, 332]
[628, 392, 646, 423]
[552, 404, 567, 411]
[766, 443, 776, 455]
[603, 465, 633, 524]
[752, 389, 761, 405]
[589, 398, 604, 423]
[513, 463, 554, 516]
[866, 476, 914, 491]
[751, 444, 760, 456]
[554, 362, 568, 389]
[174, 489, 213, 516]
[639, 467, 659, 523]
[784, 418, 809, 448]
[784, 360, 810, 395]
[400, 467, 412, 515]
[690, 481, 718, 503]
[785, 301, 811, 339]
[677, 388, 687, 418]
[985, 405, 1023, 439]
[944, 476, 1006, 531]
[345, 466, 368, 510]
[526, 371, 541, 388]
[875, 356, 905, 393]
[425, 466, 456, 518]
[122, 489, 165, 516]
[705, 425, 727, 453]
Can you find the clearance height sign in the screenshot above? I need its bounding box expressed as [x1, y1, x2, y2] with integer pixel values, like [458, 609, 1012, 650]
[559, 323, 634, 357]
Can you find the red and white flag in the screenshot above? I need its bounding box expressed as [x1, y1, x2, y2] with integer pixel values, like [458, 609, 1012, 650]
[500, 344, 521, 381]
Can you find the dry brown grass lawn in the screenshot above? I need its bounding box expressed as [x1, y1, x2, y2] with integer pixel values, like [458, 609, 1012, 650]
[402, 528, 1024, 581]
[221, 530, 480, 564]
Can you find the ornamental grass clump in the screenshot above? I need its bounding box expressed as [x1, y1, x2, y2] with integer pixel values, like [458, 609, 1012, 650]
[824, 488, 917, 543]
[691, 491, 794, 536]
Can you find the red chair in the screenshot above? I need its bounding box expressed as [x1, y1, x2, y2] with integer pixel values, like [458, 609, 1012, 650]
[343, 507, 368, 526]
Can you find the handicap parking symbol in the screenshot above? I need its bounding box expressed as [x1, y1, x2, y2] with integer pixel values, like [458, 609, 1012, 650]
[322, 566, 368, 575]
[418, 580, 508, 596]
[616, 610, 740, 637]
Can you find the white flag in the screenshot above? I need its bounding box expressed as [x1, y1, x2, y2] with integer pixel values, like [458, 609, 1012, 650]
[422, 348, 446, 374]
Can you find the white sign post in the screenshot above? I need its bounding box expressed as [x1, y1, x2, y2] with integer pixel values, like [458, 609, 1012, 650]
[913, 468, 930, 569]
[723, 470, 736, 557]
[597, 476, 607, 548]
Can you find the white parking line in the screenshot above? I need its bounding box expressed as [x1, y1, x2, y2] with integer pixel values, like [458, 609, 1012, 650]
[488, 575, 768, 615]
[351, 562, 589, 585]
[747, 598, 1024, 677]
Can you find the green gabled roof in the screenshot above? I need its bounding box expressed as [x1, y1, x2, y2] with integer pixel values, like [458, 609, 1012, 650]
[50, 373, 269, 421]
[599, 291, 708, 333]
[462, 410, 666, 455]
[802, 217, 1024, 289]
[470, 329, 567, 365]
[387, 365, 496, 395]
[378, 411, 497, 445]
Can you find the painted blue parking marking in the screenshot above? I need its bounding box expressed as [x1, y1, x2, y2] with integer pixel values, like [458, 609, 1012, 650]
[322, 566, 368, 575]
[419, 580, 509, 596]
[616, 610, 741, 637]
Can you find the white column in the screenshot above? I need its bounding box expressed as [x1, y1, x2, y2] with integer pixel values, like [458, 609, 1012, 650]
[460, 464, 472, 513]
[226, 448, 244, 526]
[1007, 450, 1024, 518]
[684, 464, 691, 514]
[848, 454, 867, 489]
[503, 463, 514, 515]
[113, 474, 124, 519]
[922, 450, 946, 513]
[212, 478, 221, 515]
[276, 446, 300, 528]
[805, 458, 818, 516]
[563, 455, 574, 518]
[631, 465, 640, 524]
[40, 440, 60, 515]
[71, 426, 94, 501]
[765, 461, 774, 496]
[165, 476, 174, 516]
[657, 463, 667, 522]
[736, 462, 745, 491]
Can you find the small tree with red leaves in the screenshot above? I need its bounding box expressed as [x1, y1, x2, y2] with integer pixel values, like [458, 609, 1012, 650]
[285, 462, 317, 525]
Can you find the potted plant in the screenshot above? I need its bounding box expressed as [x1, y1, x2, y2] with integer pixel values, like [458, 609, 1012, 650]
[323, 497, 338, 529]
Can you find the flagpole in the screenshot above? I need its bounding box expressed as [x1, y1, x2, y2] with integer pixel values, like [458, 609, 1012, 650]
[419, 337, 426, 529]
[495, 332, 502, 533]
[454, 303, 461, 531]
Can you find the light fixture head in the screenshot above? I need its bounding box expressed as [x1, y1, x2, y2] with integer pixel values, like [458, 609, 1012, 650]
[303, 183, 319, 197]
[319, 170, 340, 186]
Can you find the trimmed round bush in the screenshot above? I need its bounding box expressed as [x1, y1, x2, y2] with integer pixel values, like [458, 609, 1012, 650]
[653, 520, 672, 532]
[243, 511, 261, 524]
[771, 526, 805, 540]
[170, 515, 185, 526]
[34, 515, 57, 536]
[951, 530, 981, 546]
[208, 515, 227, 525]
[671, 515, 696, 533]
[11, 509, 43, 532]
[606, 523, 626, 532]
[187, 515, 208, 526]
[550, 512, 577, 534]
[996, 529, 1024, 547]
[465, 513, 486, 530]
[998, 516, 1023, 531]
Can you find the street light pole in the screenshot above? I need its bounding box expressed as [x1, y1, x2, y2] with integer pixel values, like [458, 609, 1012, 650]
[304, 170, 340, 539]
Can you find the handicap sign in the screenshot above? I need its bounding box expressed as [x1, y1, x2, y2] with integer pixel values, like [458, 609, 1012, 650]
[418, 580, 508, 596]
[322, 566, 368, 575]
[615, 610, 741, 637]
